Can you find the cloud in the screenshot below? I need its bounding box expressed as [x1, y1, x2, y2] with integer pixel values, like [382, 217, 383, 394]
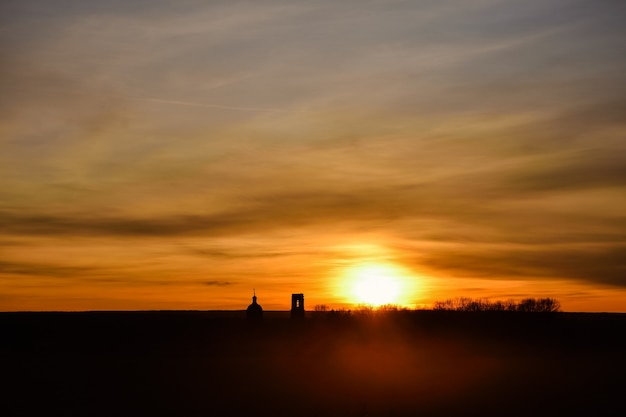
[204, 281, 232, 287]
[414, 245, 626, 287]
[0, 260, 98, 278]
[121, 96, 310, 113]
[0, 257, 231, 288]
[506, 150, 626, 192]
[186, 246, 314, 259]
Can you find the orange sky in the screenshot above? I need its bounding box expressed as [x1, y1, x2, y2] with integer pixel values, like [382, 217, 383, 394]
[1, 0, 625, 312]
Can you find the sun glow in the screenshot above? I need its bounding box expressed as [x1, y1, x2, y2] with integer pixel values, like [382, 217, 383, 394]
[341, 262, 418, 307]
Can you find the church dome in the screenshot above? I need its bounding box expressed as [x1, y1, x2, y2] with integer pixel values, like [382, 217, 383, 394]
[246, 292, 263, 321]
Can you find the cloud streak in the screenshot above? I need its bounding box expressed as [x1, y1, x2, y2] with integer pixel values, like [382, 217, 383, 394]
[120, 96, 310, 113]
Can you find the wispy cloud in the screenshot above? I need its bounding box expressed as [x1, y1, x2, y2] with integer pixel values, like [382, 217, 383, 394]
[205, 281, 232, 287]
[120, 96, 310, 113]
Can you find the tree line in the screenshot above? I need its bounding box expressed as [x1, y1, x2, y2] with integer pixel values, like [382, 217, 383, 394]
[432, 297, 561, 313]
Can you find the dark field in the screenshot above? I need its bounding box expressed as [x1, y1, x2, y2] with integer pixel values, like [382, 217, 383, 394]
[2, 311, 625, 417]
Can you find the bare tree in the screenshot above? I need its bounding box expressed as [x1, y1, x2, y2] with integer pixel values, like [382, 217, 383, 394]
[431, 297, 561, 313]
[535, 298, 561, 313]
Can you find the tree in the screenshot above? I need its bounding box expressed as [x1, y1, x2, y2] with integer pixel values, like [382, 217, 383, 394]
[534, 298, 561, 313]
[431, 297, 561, 313]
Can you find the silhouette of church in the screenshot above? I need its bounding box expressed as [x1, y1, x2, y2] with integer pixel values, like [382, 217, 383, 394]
[246, 290, 263, 321]
[291, 293, 305, 319]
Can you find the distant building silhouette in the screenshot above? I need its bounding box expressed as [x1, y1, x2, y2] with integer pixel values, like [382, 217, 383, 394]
[246, 290, 263, 321]
[291, 293, 305, 319]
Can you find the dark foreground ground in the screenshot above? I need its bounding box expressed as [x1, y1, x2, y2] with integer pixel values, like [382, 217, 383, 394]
[2, 310, 625, 417]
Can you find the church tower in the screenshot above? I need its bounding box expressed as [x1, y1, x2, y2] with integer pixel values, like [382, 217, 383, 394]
[291, 293, 305, 319]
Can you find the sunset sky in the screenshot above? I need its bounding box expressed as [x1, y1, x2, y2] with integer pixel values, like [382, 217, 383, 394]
[1, 0, 625, 312]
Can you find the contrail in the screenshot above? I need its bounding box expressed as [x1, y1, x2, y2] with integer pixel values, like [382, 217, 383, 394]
[120, 96, 309, 113]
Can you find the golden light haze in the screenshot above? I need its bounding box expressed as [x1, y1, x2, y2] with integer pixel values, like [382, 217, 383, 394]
[1, 0, 625, 311]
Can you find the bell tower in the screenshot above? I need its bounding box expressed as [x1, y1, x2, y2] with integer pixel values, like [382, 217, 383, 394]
[291, 293, 305, 319]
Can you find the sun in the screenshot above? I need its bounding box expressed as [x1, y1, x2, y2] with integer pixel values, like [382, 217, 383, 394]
[342, 262, 417, 307]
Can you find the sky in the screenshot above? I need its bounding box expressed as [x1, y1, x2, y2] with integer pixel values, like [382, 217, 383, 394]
[1, 0, 625, 312]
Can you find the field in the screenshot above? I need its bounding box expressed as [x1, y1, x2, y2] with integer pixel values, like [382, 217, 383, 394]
[2, 311, 625, 416]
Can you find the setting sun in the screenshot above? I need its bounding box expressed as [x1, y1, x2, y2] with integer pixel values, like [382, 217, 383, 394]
[341, 263, 418, 308]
